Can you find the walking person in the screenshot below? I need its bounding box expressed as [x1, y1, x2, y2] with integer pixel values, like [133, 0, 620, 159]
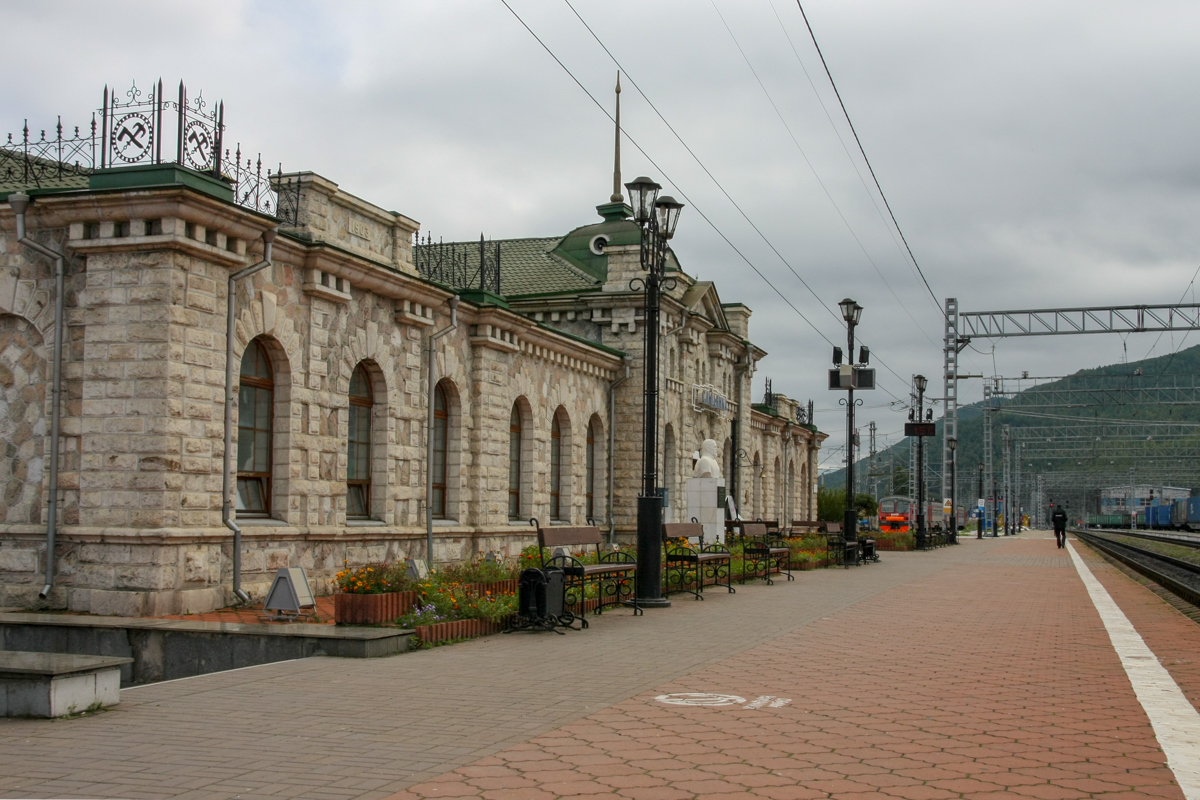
[1051, 505, 1068, 549]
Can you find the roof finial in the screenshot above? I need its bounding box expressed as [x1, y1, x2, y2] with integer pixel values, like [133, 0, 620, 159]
[611, 71, 623, 203]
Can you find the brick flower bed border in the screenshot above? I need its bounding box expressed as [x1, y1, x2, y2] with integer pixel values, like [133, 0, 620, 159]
[414, 617, 510, 644]
[334, 591, 419, 624]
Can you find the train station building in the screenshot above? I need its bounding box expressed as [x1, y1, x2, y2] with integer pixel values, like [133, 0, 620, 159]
[0, 82, 824, 615]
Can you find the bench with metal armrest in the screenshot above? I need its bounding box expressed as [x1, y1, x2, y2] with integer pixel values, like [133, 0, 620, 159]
[662, 521, 735, 599]
[738, 521, 794, 585]
[821, 522, 861, 568]
[533, 519, 641, 620]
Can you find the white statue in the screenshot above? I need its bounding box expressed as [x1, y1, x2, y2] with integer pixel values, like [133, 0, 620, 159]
[691, 438, 723, 479]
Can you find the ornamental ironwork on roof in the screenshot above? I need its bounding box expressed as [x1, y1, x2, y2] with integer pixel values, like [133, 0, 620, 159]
[1, 79, 298, 221]
[413, 233, 502, 295]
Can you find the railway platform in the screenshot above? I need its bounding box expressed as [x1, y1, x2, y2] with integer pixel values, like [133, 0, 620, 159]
[2, 531, 1199, 799]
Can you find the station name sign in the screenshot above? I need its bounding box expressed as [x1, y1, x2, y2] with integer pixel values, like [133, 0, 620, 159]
[905, 422, 936, 437]
[692, 384, 730, 414]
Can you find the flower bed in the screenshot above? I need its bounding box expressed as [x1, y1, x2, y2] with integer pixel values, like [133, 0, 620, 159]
[872, 531, 916, 551]
[332, 554, 521, 628]
[875, 539, 914, 552]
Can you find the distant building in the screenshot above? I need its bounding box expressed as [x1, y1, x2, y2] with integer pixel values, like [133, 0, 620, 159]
[1100, 484, 1190, 511]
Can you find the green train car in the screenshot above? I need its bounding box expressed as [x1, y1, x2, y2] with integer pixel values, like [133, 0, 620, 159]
[1085, 513, 1131, 529]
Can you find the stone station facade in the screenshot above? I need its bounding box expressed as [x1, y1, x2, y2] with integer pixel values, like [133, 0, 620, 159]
[0, 120, 823, 616]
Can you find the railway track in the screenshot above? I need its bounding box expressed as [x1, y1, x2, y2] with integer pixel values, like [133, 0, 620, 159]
[1073, 528, 1200, 608]
[1088, 527, 1200, 548]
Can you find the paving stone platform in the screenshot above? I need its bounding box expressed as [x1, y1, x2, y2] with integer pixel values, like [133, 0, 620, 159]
[1, 533, 1197, 799]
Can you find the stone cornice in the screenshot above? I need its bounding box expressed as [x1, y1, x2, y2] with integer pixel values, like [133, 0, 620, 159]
[464, 306, 624, 379]
[0, 184, 277, 244]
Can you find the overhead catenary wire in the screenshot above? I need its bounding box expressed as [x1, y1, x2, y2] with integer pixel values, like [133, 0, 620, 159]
[795, 0, 940, 312]
[707, 0, 939, 348]
[499, 0, 909, 402]
[766, 0, 915, 283]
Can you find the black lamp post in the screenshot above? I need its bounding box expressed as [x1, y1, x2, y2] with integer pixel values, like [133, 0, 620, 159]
[947, 436, 957, 544]
[626, 176, 683, 609]
[914, 374, 928, 550]
[839, 298, 863, 546]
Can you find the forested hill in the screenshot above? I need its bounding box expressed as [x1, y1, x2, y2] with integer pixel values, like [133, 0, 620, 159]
[820, 343, 1200, 493]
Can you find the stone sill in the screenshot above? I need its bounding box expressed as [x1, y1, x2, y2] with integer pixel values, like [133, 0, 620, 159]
[345, 520, 385, 527]
[237, 518, 287, 527]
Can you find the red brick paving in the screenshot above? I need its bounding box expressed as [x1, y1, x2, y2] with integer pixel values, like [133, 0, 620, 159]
[385, 535, 1192, 800]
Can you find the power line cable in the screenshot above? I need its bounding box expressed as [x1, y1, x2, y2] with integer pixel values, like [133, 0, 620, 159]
[552, 0, 912, 396]
[707, 0, 938, 347]
[500, 0, 909, 401]
[767, 0, 940, 326]
[558, 0, 842, 330]
[795, 0, 940, 311]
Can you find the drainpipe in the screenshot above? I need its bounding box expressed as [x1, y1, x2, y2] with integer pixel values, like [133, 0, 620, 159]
[733, 353, 750, 515]
[7, 194, 65, 600]
[425, 295, 459, 567]
[607, 364, 630, 544]
[222, 229, 277, 604]
[666, 308, 688, 339]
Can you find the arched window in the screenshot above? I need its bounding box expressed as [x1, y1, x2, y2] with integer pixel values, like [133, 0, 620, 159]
[237, 340, 273, 516]
[586, 421, 596, 521]
[550, 414, 563, 520]
[432, 384, 448, 519]
[508, 404, 522, 519]
[347, 366, 372, 518]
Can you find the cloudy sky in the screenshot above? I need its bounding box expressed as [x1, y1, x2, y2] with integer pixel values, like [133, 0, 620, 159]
[5, 0, 1200, 471]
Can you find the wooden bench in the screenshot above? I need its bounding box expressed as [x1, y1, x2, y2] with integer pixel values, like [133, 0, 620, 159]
[662, 521, 734, 599]
[738, 522, 793, 585]
[789, 519, 823, 536]
[534, 519, 640, 620]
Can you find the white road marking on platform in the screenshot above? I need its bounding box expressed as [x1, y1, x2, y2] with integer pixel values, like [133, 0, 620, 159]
[655, 692, 745, 707]
[1067, 541, 1200, 799]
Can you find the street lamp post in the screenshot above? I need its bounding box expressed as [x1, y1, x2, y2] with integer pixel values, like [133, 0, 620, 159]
[914, 374, 928, 550]
[947, 436, 957, 544]
[625, 176, 683, 609]
[977, 462, 984, 539]
[839, 298, 863, 547]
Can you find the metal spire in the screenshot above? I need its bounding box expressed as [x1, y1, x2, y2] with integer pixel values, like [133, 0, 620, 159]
[611, 72, 623, 203]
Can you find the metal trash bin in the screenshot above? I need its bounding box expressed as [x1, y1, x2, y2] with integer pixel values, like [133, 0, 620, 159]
[508, 567, 572, 633]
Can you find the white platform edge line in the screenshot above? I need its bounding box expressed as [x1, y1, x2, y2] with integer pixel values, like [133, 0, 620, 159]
[1067, 540, 1200, 800]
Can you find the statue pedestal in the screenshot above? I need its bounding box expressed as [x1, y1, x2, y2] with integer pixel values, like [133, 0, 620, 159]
[686, 477, 725, 544]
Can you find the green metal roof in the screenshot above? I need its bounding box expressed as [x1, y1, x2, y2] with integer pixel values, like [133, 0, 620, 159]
[424, 236, 600, 298]
[420, 203, 646, 299]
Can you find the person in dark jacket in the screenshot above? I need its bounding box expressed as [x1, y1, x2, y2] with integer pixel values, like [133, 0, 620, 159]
[1051, 507, 1068, 548]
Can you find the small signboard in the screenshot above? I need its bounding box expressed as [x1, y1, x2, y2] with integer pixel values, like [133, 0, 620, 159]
[905, 422, 936, 437]
[262, 567, 315, 620]
[943, 498, 952, 514]
[406, 558, 430, 581]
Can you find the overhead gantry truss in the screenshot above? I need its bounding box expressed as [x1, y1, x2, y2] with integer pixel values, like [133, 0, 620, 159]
[943, 299, 1200, 531]
[958, 304, 1200, 338]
